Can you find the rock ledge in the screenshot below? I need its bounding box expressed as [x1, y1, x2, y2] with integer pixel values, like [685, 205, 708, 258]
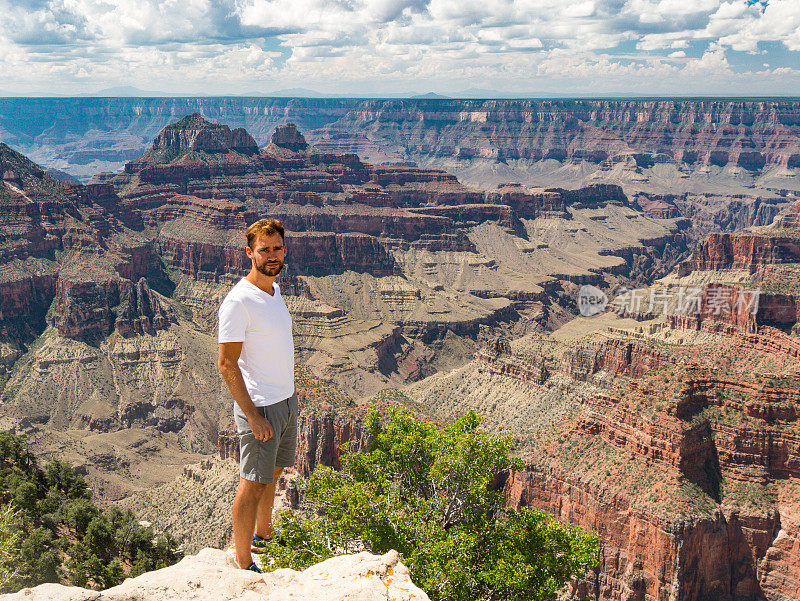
[1, 548, 430, 601]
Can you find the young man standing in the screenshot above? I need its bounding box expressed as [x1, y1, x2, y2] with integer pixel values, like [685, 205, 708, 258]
[217, 218, 297, 572]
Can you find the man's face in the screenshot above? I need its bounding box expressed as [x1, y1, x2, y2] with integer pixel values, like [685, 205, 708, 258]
[247, 232, 286, 277]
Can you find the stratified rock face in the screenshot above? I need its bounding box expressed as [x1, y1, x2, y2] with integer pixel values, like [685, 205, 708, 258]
[6, 98, 800, 179]
[49, 270, 172, 339]
[294, 407, 370, 476]
[271, 122, 309, 152]
[107, 118, 621, 282]
[1, 548, 430, 601]
[559, 326, 800, 600]
[0, 143, 162, 340]
[636, 192, 789, 232]
[691, 232, 800, 272]
[399, 274, 800, 601]
[321, 98, 800, 169]
[506, 468, 792, 601]
[561, 337, 674, 381]
[650, 200, 800, 334]
[474, 336, 548, 385]
[129, 112, 258, 170]
[519, 202, 800, 599]
[102, 115, 679, 326]
[686, 200, 800, 274]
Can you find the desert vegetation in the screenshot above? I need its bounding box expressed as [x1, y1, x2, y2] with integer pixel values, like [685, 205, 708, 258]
[0, 431, 181, 591]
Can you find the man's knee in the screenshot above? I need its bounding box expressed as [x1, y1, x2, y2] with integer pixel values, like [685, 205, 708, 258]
[237, 477, 268, 500]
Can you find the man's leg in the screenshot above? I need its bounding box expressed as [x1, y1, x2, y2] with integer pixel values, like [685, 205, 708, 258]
[232, 477, 267, 569]
[255, 466, 283, 539]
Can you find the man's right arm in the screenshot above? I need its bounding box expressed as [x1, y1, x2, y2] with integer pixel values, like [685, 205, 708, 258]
[218, 342, 274, 442]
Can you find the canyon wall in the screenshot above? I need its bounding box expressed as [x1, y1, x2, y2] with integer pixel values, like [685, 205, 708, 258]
[325, 99, 800, 167]
[3, 98, 800, 182]
[506, 467, 797, 601]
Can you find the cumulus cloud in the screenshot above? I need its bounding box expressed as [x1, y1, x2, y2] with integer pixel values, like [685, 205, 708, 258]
[0, 0, 798, 94]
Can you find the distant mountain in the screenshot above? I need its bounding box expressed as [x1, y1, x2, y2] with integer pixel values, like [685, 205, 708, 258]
[410, 92, 451, 99]
[263, 87, 329, 98]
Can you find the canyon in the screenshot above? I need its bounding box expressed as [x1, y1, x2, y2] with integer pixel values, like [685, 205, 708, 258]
[1, 105, 799, 600]
[2, 98, 798, 237]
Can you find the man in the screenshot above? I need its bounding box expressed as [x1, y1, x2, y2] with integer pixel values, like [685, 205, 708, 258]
[217, 218, 297, 573]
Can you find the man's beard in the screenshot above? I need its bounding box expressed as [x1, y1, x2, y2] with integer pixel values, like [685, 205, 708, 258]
[256, 258, 284, 277]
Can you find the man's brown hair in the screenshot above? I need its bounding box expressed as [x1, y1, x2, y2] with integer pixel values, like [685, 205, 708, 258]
[246, 218, 285, 249]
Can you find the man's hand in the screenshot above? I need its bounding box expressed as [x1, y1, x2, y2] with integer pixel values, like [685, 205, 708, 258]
[247, 411, 274, 442]
[219, 342, 274, 442]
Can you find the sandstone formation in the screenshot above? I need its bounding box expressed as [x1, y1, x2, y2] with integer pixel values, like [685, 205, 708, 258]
[1, 548, 429, 601]
[475, 204, 799, 599]
[0, 143, 152, 341]
[474, 336, 548, 385]
[690, 231, 800, 273]
[320, 99, 800, 168]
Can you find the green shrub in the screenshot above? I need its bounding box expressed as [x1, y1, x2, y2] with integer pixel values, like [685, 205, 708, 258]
[63, 499, 99, 539]
[18, 527, 58, 585]
[263, 410, 599, 601]
[0, 504, 20, 588]
[0, 431, 183, 591]
[84, 516, 116, 562]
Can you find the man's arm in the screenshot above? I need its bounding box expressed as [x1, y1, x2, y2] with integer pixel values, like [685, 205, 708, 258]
[218, 342, 274, 442]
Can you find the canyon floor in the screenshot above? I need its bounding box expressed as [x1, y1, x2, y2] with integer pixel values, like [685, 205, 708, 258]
[1, 104, 800, 600]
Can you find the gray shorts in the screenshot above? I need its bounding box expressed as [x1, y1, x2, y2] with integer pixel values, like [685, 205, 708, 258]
[234, 392, 298, 484]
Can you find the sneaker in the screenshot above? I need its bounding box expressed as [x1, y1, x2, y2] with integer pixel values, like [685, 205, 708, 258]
[246, 561, 262, 574]
[251, 532, 278, 554]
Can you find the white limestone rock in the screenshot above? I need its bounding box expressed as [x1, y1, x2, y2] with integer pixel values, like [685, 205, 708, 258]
[1, 548, 430, 601]
[0, 583, 100, 601]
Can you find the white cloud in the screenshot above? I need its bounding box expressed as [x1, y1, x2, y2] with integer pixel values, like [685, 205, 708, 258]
[684, 43, 730, 74]
[563, 1, 596, 18]
[0, 0, 798, 94]
[713, 0, 800, 52]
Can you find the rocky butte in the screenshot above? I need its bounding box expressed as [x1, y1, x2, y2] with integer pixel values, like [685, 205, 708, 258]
[1, 111, 799, 600]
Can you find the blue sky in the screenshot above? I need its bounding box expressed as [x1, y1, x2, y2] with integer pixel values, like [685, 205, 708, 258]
[1, 0, 799, 96]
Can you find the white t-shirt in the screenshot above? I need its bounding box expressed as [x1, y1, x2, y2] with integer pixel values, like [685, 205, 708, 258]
[218, 278, 295, 407]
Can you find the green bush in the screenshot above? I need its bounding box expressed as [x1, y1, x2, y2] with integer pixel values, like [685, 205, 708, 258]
[103, 560, 125, 588]
[0, 431, 183, 592]
[63, 499, 99, 539]
[84, 516, 116, 562]
[0, 504, 20, 588]
[13, 482, 39, 516]
[263, 410, 599, 601]
[127, 525, 155, 559]
[18, 527, 58, 585]
[130, 549, 154, 578]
